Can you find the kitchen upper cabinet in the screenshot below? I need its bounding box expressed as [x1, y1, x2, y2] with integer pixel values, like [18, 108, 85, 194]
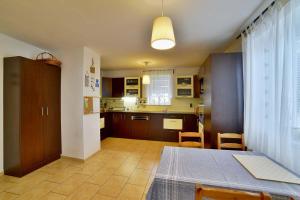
[193, 75, 201, 98]
[102, 77, 112, 97]
[124, 77, 141, 97]
[4, 56, 61, 177]
[175, 75, 201, 98]
[102, 77, 124, 97]
[112, 78, 124, 97]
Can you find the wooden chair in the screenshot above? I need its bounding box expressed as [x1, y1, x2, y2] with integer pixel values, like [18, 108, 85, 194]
[217, 132, 245, 150]
[195, 184, 272, 200]
[179, 123, 204, 148]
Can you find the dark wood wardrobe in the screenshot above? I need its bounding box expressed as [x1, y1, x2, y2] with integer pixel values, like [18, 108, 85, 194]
[4, 56, 61, 177]
[201, 53, 244, 148]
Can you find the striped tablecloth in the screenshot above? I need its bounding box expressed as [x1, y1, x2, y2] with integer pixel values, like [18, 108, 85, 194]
[147, 147, 300, 200]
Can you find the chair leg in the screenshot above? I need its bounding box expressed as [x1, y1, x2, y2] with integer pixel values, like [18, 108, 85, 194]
[217, 132, 221, 149]
[179, 132, 182, 146]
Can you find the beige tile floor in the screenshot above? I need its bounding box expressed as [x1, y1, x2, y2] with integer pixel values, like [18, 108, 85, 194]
[0, 137, 178, 200]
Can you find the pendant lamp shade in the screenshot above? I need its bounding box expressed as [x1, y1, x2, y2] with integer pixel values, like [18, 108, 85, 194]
[151, 16, 175, 50]
[142, 75, 150, 85]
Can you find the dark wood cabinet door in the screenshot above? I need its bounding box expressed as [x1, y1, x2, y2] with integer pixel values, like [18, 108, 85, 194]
[183, 114, 198, 132]
[102, 77, 112, 97]
[111, 113, 123, 137]
[194, 75, 200, 98]
[100, 113, 111, 140]
[122, 114, 132, 138]
[42, 64, 61, 162]
[129, 114, 150, 140]
[20, 59, 44, 173]
[162, 130, 179, 142]
[112, 78, 124, 97]
[148, 114, 164, 141]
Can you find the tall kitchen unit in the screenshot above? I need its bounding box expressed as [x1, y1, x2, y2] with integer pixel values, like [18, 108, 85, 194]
[201, 53, 244, 148]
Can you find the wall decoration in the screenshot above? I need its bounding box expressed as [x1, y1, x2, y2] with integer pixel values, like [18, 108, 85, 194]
[84, 58, 98, 92]
[95, 79, 100, 88]
[90, 76, 95, 92]
[85, 72, 90, 87]
[84, 96, 93, 114]
[84, 96, 100, 114]
[90, 58, 95, 73]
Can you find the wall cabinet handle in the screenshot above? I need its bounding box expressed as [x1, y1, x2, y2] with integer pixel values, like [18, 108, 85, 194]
[41, 107, 44, 116]
[46, 107, 49, 116]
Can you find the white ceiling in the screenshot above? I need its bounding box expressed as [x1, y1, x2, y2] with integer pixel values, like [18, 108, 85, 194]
[0, 0, 263, 69]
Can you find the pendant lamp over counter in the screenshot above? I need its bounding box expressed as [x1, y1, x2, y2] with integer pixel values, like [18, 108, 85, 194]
[151, 0, 175, 50]
[142, 62, 150, 85]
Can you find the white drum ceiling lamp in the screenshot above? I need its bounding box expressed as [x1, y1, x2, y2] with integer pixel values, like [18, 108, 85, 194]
[151, 0, 176, 50]
[142, 62, 150, 85]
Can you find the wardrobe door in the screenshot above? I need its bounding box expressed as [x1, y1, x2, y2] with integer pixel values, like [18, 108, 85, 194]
[42, 64, 61, 162]
[20, 59, 44, 174]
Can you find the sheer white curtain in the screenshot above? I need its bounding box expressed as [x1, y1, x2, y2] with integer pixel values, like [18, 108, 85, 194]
[144, 70, 173, 105]
[243, 0, 300, 175]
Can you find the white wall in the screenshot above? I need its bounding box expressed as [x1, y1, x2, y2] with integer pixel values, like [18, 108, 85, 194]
[0, 33, 45, 172]
[82, 47, 100, 159]
[57, 46, 101, 160]
[224, 38, 242, 53]
[57, 48, 85, 159]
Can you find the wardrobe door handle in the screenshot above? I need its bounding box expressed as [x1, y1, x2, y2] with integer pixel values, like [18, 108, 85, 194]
[46, 107, 49, 116]
[41, 107, 44, 116]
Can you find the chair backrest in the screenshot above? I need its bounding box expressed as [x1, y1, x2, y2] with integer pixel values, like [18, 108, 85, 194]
[195, 184, 272, 200]
[199, 122, 204, 134]
[179, 131, 204, 148]
[217, 132, 245, 150]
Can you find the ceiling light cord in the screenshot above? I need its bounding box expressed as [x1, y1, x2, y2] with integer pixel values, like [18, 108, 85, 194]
[161, 0, 164, 16]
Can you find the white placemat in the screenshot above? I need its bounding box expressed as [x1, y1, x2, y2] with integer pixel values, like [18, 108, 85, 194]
[233, 154, 300, 185]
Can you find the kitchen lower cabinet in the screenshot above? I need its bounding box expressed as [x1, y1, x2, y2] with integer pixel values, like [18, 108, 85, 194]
[100, 112, 111, 140]
[111, 112, 125, 137]
[107, 112, 198, 142]
[129, 114, 151, 140]
[111, 112, 131, 138]
[148, 114, 164, 141]
[183, 114, 198, 132]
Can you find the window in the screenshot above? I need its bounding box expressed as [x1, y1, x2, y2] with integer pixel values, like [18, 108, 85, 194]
[295, 2, 300, 126]
[242, 0, 300, 175]
[296, 42, 300, 124]
[144, 70, 173, 105]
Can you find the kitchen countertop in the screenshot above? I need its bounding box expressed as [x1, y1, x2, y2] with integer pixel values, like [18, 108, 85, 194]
[100, 110, 199, 115]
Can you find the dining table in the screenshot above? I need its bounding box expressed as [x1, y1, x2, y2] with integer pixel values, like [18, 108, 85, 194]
[146, 146, 300, 200]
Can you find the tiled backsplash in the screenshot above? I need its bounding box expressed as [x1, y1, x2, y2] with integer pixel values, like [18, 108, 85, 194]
[101, 97, 204, 113]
